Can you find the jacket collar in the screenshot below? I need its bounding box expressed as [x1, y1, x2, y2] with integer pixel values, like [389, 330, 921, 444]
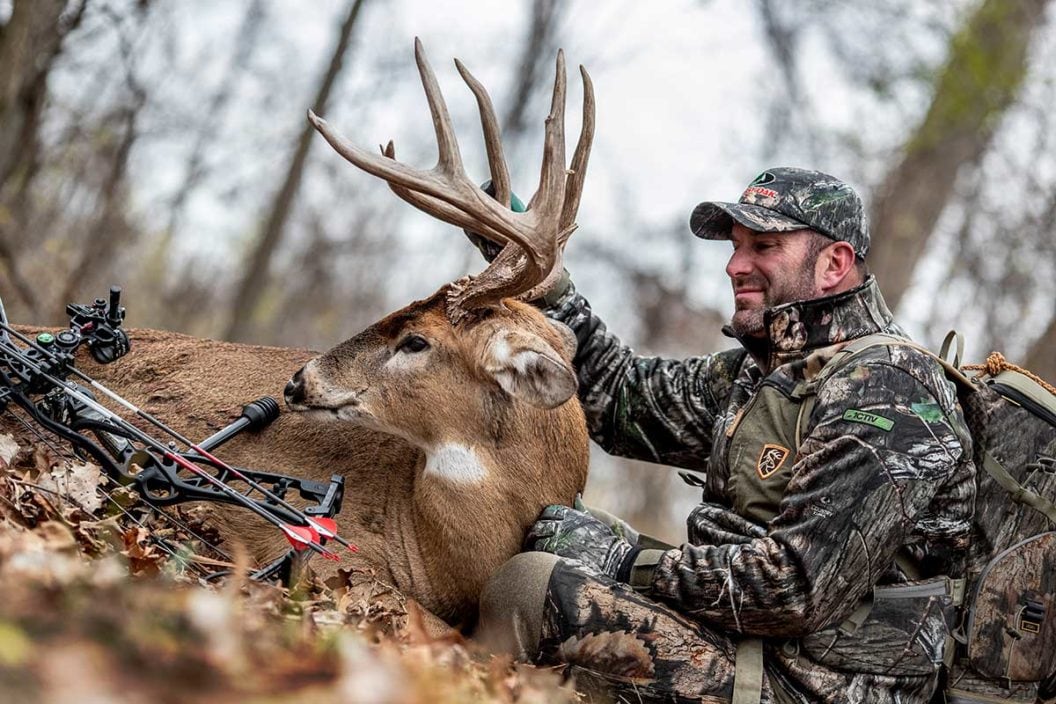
[725, 276, 896, 373]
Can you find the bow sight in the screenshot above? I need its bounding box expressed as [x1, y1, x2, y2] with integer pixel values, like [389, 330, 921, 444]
[0, 286, 353, 584]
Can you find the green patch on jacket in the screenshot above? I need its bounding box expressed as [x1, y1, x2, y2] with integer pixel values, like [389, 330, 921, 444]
[911, 402, 944, 424]
[843, 409, 894, 431]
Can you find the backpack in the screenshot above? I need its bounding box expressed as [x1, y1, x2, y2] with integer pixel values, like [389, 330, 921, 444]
[811, 332, 1056, 703]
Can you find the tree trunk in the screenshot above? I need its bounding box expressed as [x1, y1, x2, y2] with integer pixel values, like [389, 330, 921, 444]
[0, 0, 81, 315]
[0, 0, 68, 187]
[501, 0, 564, 139]
[868, 0, 1050, 310]
[57, 94, 145, 314]
[224, 0, 367, 343]
[1025, 317, 1056, 385]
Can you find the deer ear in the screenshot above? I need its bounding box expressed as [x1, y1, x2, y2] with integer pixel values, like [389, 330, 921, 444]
[484, 329, 578, 409]
[546, 319, 579, 360]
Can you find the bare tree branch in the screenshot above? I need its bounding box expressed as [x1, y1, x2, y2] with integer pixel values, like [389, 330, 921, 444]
[1025, 318, 1056, 383]
[224, 0, 368, 342]
[502, 0, 564, 140]
[869, 0, 1051, 310]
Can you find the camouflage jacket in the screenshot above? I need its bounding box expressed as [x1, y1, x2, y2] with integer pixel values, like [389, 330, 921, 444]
[545, 276, 976, 701]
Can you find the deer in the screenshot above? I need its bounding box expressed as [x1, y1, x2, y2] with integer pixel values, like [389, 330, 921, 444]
[1, 39, 594, 627]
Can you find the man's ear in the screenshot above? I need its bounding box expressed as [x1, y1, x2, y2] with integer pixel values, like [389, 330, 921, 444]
[818, 240, 858, 293]
[483, 329, 578, 409]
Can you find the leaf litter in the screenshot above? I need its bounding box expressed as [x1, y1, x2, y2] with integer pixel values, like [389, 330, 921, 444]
[0, 430, 581, 703]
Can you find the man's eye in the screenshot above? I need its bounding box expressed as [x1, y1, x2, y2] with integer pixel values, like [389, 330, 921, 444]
[397, 335, 430, 353]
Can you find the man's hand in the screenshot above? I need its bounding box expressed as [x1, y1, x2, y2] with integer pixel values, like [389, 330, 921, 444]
[525, 504, 637, 580]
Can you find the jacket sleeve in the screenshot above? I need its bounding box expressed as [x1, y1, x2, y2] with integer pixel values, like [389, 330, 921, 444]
[646, 352, 972, 637]
[543, 283, 745, 470]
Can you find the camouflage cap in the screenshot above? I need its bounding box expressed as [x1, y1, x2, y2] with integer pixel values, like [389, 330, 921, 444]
[690, 167, 869, 258]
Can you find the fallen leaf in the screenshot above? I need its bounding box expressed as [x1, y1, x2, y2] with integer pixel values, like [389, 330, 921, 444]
[558, 630, 656, 680]
[121, 526, 164, 575]
[0, 434, 19, 467]
[37, 460, 105, 514]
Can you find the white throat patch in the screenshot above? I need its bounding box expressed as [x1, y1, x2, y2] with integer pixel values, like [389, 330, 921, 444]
[424, 443, 488, 484]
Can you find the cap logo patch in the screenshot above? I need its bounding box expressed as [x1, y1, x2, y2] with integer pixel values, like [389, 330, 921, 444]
[757, 443, 790, 479]
[752, 171, 776, 185]
[743, 185, 778, 201]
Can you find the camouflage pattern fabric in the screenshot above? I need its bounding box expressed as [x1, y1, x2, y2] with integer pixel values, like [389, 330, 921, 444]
[538, 559, 748, 703]
[539, 559, 958, 703]
[945, 371, 1056, 701]
[691, 167, 871, 258]
[541, 276, 976, 702]
[525, 504, 636, 578]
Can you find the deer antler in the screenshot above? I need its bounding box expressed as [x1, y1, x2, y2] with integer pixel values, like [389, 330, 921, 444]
[308, 37, 595, 321]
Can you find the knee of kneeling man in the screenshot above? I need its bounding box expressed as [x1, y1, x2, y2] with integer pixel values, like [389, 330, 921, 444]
[480, 551, 561, 615]
[476, 552, 561, 658]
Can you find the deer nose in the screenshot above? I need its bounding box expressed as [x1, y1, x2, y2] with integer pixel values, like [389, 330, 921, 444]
[284, 368, 306, 406]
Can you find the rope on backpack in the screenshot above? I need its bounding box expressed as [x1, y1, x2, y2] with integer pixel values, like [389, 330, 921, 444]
[964, 352, 1056, 397]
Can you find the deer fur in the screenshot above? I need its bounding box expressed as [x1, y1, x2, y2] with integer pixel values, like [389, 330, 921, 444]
[4, 285, 588, 625]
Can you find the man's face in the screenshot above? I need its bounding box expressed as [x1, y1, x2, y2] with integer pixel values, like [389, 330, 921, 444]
[725, 224, 823, 338]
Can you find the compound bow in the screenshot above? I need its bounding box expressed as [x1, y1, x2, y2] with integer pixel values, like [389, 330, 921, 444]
[0, 286, 355, 585]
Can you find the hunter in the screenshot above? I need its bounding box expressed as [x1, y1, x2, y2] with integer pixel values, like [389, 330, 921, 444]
[475, 168, 976, 702]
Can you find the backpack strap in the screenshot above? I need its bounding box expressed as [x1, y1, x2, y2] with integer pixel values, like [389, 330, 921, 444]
[731, 637, 765, 704]
[980, 451, 1056, 525]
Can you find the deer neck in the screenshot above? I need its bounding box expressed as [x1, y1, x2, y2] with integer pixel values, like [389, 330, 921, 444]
[387, 408, 582, 622]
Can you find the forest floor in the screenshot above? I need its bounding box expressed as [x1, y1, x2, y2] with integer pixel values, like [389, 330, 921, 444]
[0, 431, 580, 703]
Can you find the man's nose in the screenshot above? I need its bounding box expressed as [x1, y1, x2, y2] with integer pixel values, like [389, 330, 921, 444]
[725, 248, 752, 279]
[284, 368, 306, 406]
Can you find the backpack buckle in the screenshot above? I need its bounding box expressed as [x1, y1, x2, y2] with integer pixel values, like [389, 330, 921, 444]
[1020, 598, 1046, 635]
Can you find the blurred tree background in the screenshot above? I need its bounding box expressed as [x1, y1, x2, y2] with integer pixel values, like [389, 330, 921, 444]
[0, 0, 1053, 542]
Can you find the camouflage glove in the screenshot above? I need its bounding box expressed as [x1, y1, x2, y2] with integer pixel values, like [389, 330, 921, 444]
[463, 181, 572, 307]
[525, 504, 638, 582]
[463, 180, 527, 263]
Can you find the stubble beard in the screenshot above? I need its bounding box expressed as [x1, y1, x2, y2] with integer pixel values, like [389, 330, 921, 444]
[730, 262, 819, 339]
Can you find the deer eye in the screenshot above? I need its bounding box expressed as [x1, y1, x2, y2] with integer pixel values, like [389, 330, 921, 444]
[397, 335, 430, 354]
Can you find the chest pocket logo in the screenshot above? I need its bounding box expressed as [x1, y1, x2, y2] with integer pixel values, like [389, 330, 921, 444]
[757, 444, 791, 479]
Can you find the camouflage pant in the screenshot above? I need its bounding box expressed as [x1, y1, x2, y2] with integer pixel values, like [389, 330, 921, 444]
[479, 552, 953, 704]
[538, 558, 765, 703]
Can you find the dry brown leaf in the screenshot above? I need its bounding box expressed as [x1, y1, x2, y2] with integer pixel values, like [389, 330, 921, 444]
[0, 433, 19, 467]
[0, 439, 582, 703]
[35, 460, 106, 514]
[121, 526, 165, 575]
[558, 630, 655, 680]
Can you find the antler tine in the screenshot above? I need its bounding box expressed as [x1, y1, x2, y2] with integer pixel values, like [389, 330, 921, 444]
[414, 37, 463, 177]
[518, 66, 594, 304]
[455, 58, 512, 210]
[308, 111, 470, 212]
[559, 65, 595, 231]
[527, 50, 568, 223]
[380, 142, 519, 245]
[450, 52, 590, 315]
[309, 41, 539, 256]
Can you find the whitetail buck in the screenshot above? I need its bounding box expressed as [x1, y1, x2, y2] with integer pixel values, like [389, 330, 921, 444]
[2, 40, 594, 626]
